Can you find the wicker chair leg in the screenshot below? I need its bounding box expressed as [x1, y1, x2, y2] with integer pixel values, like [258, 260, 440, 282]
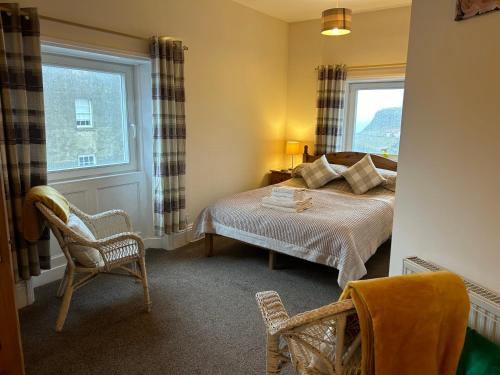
[55, 268, 75, 332]
[133, 261, 141, 283]
[266, 334, 283, 375]
[138, 257, 152, 312]
[56, 267, 68, 298]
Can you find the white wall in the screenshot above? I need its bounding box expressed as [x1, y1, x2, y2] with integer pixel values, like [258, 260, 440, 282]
[286, 7, 411, 152]
[19, 0, 288, 231]
[390, 0, 500, 291]
[15, 0, 288, 293]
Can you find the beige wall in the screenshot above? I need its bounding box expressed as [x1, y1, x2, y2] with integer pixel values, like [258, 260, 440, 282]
[286, 7, 411, 152]
[20, 0, 288, 223]
[390, 0, 500, 290]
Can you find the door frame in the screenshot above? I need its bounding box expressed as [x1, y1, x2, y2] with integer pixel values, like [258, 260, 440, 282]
[0, 169, 25, 375]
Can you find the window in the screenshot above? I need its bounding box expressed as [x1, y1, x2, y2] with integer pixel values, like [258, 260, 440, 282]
[75, 98, 93, 128]
[344, 80, 404, 156]
[78, 154, 96, 167]
[42, 49, 137, 178]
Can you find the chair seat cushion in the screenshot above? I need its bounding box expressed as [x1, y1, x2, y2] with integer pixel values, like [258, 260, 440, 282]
[67, 214, 105, 268]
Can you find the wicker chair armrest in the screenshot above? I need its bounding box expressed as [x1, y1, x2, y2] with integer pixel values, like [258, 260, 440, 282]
[91, 232, 144, 269]
[271, 299, 355, 336]
[64, 231, 143, 249]
[61, 230, 143, 270]
[256, 291, 290, 334]
[90, 209, 131, 228]
[92, 232, 143, 247]
[70, 204, 132, 238]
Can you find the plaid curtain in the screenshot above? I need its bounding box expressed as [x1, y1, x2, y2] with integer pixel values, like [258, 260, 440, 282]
[315, 64, 347, 155]
[150, 37, 186, 235]
[0, 4, 49, 281]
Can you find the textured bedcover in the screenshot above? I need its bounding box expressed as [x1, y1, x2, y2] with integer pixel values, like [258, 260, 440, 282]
[193, 178, 394, 287]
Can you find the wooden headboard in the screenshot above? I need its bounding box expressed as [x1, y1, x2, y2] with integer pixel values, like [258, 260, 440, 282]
[302, 145, 397, 171]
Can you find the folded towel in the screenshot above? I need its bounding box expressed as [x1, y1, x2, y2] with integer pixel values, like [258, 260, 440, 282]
[339, 271, 469, 375]
[271, 187, 306, 201]
[271, 186, 305, 195]
[262, 201, 312, 213]
[22, 185, 70, 242]
[261, 196, 311, 208]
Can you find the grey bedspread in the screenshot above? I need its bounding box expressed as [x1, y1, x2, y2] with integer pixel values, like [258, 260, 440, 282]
[193, 178, 394, 287]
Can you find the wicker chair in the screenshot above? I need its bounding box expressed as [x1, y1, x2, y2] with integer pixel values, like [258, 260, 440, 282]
[256, 291, 361, 375]
[36, 202, 151, 332]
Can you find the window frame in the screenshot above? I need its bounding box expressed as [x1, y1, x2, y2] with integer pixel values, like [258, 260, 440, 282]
[42, 51, 138, 181]
[74, 98, 93, 129]
[77, 154, 96, 167]
[343, 79, 405, 156]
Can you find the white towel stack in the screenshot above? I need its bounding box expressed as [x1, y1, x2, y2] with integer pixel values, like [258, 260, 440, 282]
[261, 187, 312, 213]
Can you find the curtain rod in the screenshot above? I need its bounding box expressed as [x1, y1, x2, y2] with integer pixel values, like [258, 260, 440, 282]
[0, 7, 188, 50]
[315, 63, 406, 71]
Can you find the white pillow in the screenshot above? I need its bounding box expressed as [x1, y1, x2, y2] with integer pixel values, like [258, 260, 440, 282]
[342, 154, 386, 194]
[67, 214, 104, 268]
[301, 155, 341, 189]
[377, 168, 397, 192]
[330, 163, 348, 175]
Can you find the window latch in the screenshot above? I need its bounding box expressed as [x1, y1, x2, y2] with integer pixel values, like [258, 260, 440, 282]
[129, 123, 137, 139]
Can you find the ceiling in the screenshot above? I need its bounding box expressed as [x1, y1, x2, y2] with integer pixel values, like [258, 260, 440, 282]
[232, 0, 412, 22]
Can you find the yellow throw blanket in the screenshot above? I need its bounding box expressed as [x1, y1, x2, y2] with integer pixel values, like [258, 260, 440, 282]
[340, 271, 469, 375]
[23, 185, 70, 242]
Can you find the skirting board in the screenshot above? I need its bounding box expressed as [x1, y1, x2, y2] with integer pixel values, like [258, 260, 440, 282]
[20, 224, 194, 307]
[15, 279, 35, 309]
[143, 224, 194, 250]
[32, 253, 67, 289]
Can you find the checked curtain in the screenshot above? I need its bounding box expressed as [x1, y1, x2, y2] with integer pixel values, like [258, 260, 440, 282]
[150, 37, 187, 235]
[315, 64, 347, 155]
[0, 4, 48, 281]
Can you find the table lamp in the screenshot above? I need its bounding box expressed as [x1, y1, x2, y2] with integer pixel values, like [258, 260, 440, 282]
[286, 141, 300, 169]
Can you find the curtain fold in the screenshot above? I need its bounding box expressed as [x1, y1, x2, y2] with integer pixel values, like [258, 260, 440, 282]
[150, 37, 186, 236]
[0, 3, 48, 281]
[315, 64, 347, 155]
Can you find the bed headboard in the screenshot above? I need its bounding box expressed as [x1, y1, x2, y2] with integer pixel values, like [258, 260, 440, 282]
[302, 145, 398, 172]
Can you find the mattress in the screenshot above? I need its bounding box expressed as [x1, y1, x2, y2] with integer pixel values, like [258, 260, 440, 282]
[193, 178, 395, 288]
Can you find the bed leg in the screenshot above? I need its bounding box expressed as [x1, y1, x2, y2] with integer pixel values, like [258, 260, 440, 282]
[269, 251, 277, 270]
[205, 233, 214, 257]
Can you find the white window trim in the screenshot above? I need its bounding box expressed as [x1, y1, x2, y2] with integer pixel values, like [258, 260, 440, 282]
[343, 79, 405, 156]
[75, 98, 93, 129]
[78, 154, 96, 167]
[42, 47, 139, 181]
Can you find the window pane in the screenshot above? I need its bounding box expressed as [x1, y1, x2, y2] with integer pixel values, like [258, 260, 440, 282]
[43, 65, 129, 171]
[352, 88, 404, 155]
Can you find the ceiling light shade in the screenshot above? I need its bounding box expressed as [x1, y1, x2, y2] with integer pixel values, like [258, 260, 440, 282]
[321, 8, 352, 36]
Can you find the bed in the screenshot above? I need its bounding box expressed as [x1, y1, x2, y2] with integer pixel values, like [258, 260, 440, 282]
[193, 146, 397, 287]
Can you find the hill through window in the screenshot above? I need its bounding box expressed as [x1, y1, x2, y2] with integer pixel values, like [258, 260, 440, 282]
[344, 80, 404, 157]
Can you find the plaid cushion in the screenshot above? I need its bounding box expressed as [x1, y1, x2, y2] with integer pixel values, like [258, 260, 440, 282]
[301, 155, 340, 189]
[292, 163, 347, 178]
[342, 154, 386, 194]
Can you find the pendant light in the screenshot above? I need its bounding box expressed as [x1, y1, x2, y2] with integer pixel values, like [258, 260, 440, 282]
[321, 0, 352, 36]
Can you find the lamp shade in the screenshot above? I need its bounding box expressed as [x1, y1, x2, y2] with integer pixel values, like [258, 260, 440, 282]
[321, 8, 352, 36]
[286, 141, 300, 155]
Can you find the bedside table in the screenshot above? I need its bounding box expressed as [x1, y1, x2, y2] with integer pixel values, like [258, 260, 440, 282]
[269, 169, 292, 185]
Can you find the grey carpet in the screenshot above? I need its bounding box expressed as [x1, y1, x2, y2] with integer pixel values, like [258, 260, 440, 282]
[20, 238, 390, 375]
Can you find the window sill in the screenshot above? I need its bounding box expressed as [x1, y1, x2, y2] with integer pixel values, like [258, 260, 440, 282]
[48, 169, 143, 185]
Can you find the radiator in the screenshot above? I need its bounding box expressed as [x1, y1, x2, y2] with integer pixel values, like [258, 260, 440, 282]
[403, 256, 500, 345]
